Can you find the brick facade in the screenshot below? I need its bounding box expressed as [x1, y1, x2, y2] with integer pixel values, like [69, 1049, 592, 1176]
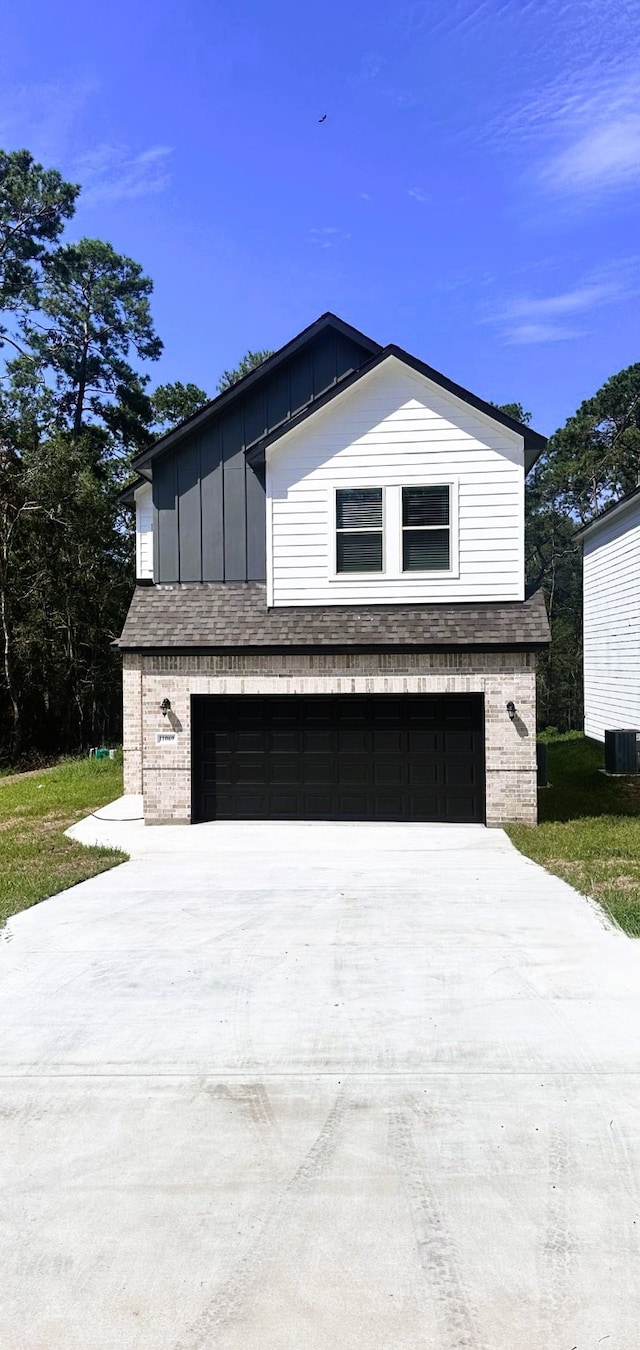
[122, 650, 539, 827]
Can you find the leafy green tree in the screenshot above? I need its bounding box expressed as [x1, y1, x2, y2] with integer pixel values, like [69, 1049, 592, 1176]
[0, 179, 164, 758]
[524, 497, 583, 730]
[14, 237, 162, 444]
[493, 399, 582, 731]
[12, 430, 132, 752]
[532, 364, 640, 523]
[216, 348, 274, 392]
[493, 401, 532, 425]
[521, 364, 640, 732]
[0, 149, 78, 337]
[150, 380, 209, 433]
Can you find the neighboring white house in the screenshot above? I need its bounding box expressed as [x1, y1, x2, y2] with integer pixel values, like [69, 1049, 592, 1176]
[577, 486, 640, 742]
[118, 313, 550, 827]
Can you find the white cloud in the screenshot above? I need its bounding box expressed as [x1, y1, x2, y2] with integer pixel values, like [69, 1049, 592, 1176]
[75, 144, 173, 206]
[408, 187, 428, 202]
[506, 322, 586, 345]
[505, 282, 621, 320]
[489, 64, 640, 202]
[0, 79, 172, 208]
[487, 261, 640, 344]
[309, 227, 351, 249]
[540, 112, 640, 194]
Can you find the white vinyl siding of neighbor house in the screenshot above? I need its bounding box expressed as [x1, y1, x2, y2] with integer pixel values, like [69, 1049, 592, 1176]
[135, 482, 153, 580]
[266, 356, 525, 606]
[583, 497, 640, 742]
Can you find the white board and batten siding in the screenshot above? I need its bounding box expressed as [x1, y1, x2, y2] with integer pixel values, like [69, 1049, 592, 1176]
[135, 481, 153, 580]
[583, 496, 640, 742]
[266, 356, 525, 607]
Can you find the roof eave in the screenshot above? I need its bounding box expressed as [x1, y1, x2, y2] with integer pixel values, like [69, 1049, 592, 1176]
[118, 473, 151, 506]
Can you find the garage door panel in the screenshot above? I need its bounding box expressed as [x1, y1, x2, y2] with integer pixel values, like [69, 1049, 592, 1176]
[336, 704, 368, 724]
[336, 791, 371, 816]
[192, 694, 484, 823]
[408, 761, 439, 786]
[269, 757, 300, 785]
[373, 762, 404, 786]
[339, 759, 369, 785]
[444, 699, 476, 723]
[444, 762, 478, 786]
[444, 730, 477, 753]
[235, 700, 265, 723]
[303, 730, 335, 752]
[302, 791, 334, 816]
[237, 730, 266, 752]
[302, 703, 334, 723]
[269, 791, 304, 817]
[408, 730, 439, 753]
[203, 730, 230, 753]
[271, 729, 299, 751]
[235, 758, 268, 785]
[373, 729, 404, 753]
[443, 793, 479, 823]
[303, 757, 335, 785]
[338, 729, 368, 752]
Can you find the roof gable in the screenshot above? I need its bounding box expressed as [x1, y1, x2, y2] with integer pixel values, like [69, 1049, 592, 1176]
[132, 313, 380, 474]
[131, 312, 546, 479]
[251, 345, 545, 474]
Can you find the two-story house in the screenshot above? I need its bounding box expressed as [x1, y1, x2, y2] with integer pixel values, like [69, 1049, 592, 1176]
[118, 313, 549, 826]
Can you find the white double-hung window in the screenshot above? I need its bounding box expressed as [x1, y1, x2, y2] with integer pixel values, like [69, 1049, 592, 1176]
[334, 483, 455, 576]
[401, 485, 451, 571]
[335, 488, 384, 573]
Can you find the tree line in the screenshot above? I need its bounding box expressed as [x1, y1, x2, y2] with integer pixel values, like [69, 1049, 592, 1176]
[0, 146, 638, 763]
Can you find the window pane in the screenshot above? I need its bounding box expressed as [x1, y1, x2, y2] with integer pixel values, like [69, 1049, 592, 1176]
[337, 488, 382, 530]
[337, 532, 383, 572]
[402, 485, 449, 527]
[403, 528, 450, 571]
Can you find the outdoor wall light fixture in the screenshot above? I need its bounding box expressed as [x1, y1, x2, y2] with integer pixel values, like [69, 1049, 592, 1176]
[506, 701, 516, 721]
[160, 698, 172, 717]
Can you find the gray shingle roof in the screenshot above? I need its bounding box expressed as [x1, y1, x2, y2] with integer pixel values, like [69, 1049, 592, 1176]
[117, 583, 550, 650]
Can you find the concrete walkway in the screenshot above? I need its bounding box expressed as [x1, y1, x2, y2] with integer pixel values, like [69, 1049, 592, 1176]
[2, 814, 640, 1348]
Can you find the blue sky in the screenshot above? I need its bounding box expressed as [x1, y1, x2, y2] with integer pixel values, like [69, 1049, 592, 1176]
[2, 0, 639, 434]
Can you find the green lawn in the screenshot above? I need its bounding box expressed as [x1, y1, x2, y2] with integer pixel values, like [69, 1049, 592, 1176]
[0, 755, 127, 927]
[507, 734, 640, 937]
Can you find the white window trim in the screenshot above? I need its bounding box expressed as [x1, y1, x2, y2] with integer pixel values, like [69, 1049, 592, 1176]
[329, 485, 386, 580]
[328, 480, 459, 582]
[399, 480, 459, 579]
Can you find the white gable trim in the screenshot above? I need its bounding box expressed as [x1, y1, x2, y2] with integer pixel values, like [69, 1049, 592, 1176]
[266, 354, 525, 464]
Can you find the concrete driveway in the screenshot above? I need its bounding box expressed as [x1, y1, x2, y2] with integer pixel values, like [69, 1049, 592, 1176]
[2, 818, 640, 1349]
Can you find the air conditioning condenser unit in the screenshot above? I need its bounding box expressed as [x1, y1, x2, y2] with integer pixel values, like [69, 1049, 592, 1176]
[604, 729, 640, 775]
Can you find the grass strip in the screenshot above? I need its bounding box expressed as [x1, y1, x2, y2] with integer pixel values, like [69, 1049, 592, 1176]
[506, 733, 640, 937]
[0, 755, 127, 927]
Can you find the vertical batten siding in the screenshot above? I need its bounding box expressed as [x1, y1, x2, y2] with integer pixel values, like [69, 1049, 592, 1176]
[583, 500, 640, 741]
[151, 329, 372, 584]
[267, 358, 525, 606]
[135, 482, 153, 580]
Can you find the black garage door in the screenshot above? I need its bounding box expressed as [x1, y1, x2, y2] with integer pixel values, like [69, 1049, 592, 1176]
[192, 694, 485, 824]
